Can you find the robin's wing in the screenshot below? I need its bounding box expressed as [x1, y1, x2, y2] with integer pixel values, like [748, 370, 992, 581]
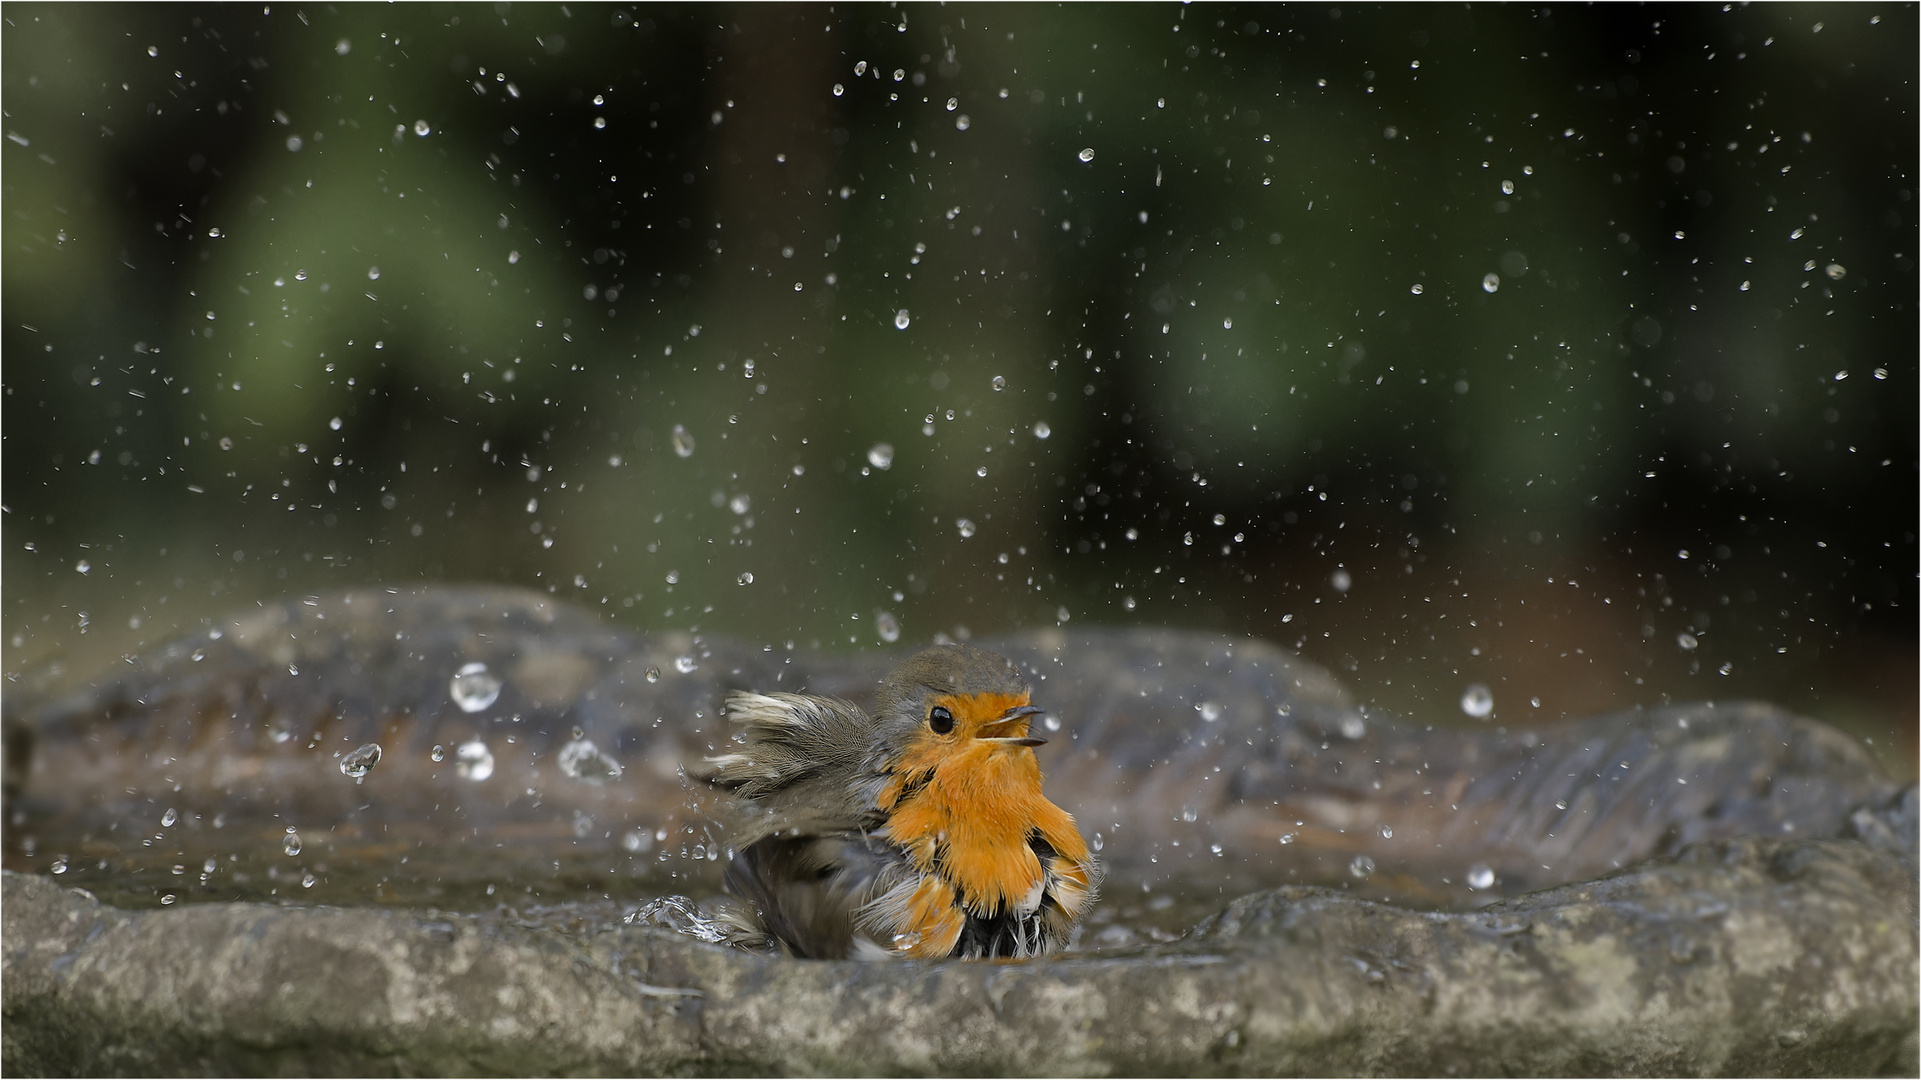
[724, 832, 911, 960]
[710, 691, 880, 843]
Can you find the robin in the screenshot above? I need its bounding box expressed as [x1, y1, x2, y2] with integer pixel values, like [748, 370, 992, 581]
[709, 643, 1100, 960]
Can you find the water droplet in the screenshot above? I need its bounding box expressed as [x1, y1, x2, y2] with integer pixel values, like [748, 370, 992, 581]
[1338, 713, 1366, 740]
[1056, 606, 1072, 623]
[1043, 714, 1061, 732]
[283, 832, 303, 857]
[1482, 272, 1500, 293]
[160, 807, 179, 828]
[430, 744, 446, 763]
[413, 119, 431, 137]
[1409, 283, 1424, 295]
[1077, 147, 1095, 163]
[1279, 832, 1296, 845]
[736, 571, 754, 586]
[670, 424, 696, 457]
[991, 375, 1007, 391]
[160, 893, 177, 905]
[339, 742, 382, 780]
[955, 114, 971, 131]
[1210, 843, 1224, 855]
[455, 740, 495, 781]
[956, 518, 977, 538]
[558, 738, 623, 784]
[867, 443, 895, 469]
[1460, 683, 1494, 719]
[1825, 263, 1847, 280]
[1677, 632, 1699, 652]
[1467, 863, 1496, 890]
[74, 560, 91, 575]
[1380, 825, 1393, 839]
[1349, 855, 1375, 879]
[1122, 595, 1137, 611]
[302, 872, 317, 888]
[50, 856, 68, 874]
[875, 610, 902, 643]
[203, 858, 217, 874]
[449, 662, 503, 713]
[622, 829, 653, 853]
[894, 309, 911, 330]
[1500, 179, 1515, 195]
[645, 667, 662, 683]
[1032, 420, 1051, 439]
[891, 930, 924, 950]
[730, 493, 751, 514]
[1197, 701, 1222, 722]
[367, 266, 381, 281]
[1329, 568, 1352, 593]
[674, 654, 698, 674]
[1180, 806, 1199, 823]
[1555, 800, 1568, 811]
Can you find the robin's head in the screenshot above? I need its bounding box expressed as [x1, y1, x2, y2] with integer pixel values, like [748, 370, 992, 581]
[868, 644, 1046, 773]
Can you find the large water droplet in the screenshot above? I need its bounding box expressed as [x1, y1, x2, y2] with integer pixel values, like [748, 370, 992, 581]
[1329, 568, 1352, 593]
[1349, 854, 1375, 879]
[1380, 825, 1393, 839]
[283, 831, 303, 857]
[1467, 863, 1496, 890]
[645, 667, 662, 683]
[1338, 713, 1367, 740]
[1482, 272, 1500, 293]
[736, 571, 754, 586]
[674, 654, 698, 674]
[160, 807, 179, 828]
[450, 662, 502, 713]
[413, 119, 431, 137]
[875, 610, 902, 643]
[339, 742, 382, 780]
[670, 424, 696, 458]
[1676, 632, 1699, 652]
[455, 740, 495, 781]
[557, 738, 622, 784]
[1196, 701, 1222, 722]
[431, 744, 445, 762]
[867, 443, 895, 470]
[1077, 147, 1095, 163]
[991, 375, 1007, 391]
[1032, 420, 1051, 439]
[1460, 683, 1494, 719]
[50, 856, 68, 874]
[955, 518, 977, 538]
[894, 309, 911, 330]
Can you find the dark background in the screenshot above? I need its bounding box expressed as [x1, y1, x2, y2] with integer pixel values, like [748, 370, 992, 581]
[4, 3, 1914, 775]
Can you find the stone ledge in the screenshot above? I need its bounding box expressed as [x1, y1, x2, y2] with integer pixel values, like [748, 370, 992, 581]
[5, 835, 1915, 1077]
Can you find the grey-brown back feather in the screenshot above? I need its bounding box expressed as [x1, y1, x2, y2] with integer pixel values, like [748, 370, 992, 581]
[723, 833, 914, 959]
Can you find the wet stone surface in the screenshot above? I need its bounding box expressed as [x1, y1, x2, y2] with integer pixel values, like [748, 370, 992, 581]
[2, 586, 1916, 1074]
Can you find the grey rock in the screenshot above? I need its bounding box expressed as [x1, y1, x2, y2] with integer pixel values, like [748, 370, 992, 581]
[5, 835, 1915, 1076]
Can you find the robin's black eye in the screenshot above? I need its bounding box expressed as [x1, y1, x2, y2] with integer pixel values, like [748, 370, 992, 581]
[928, 706, 955, 734]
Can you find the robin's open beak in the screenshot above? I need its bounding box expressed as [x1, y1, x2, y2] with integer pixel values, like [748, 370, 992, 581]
[977, 704, 1048, 747]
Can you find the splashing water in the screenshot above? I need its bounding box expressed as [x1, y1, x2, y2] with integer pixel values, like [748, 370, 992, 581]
[339, 742, 382, 780]
[670, 424, 696, 458]
[557, 738, 622, 784]
[449, 662, 502, 713]
[875, 610, 902, 644]
[866, 443, 895, 470]
[1460, 684, 1494, 719]
[455, 740, 495, 782]
[1467, 863, 1496, 890]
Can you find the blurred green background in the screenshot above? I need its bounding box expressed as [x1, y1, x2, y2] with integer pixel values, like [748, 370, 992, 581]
[4, 3, 1913, 775]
